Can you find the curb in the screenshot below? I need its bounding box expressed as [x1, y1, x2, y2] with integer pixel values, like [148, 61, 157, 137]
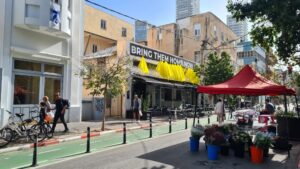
[0, 123, 158, 154]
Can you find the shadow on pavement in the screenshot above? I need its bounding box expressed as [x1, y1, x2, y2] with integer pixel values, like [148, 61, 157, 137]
[138, 141, 297, 169]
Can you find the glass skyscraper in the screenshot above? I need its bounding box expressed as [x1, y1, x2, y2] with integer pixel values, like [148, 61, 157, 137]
[176, 0, 200, 20]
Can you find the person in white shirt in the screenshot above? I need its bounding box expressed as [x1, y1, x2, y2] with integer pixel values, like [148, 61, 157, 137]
[214, 99, 225, 124]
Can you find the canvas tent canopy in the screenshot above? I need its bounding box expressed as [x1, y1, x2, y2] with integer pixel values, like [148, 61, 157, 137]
[197, 65, 295, 96]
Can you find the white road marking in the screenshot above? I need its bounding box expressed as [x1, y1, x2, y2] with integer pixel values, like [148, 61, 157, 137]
[28, 148, 61, 156]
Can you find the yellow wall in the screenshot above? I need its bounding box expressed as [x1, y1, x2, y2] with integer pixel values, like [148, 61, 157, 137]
[83, 5, 133, 118]
[84, 5, 134, 43]
[146, 23, 178, 56]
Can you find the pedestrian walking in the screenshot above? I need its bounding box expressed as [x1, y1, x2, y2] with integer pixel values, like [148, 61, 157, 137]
[214, 99, 225, 124]
[133, 94, 142, 122]
[51, 92, 69, 133]
[39, 96, 52, 124]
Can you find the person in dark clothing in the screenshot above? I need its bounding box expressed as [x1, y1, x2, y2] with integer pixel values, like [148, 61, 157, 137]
[133, 94, 141, 122]
[51, 92, 69, 133]
[260, 98, 276, 123]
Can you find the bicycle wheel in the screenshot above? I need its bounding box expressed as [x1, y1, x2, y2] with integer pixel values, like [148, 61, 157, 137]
[29, 124, 47, 142]
[0, 128, 13, 148]
[45, 123, 53, 138]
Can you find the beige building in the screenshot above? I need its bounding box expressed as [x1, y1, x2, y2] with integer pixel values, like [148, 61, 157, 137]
[141, 12, 238, 68]
[83, 5, 133, 120]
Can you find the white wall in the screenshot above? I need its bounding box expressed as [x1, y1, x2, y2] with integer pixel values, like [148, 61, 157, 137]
[0, 0, 84, 127]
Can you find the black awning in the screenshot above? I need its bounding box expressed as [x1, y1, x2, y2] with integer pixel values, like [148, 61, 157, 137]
[134, 76, 196, 88]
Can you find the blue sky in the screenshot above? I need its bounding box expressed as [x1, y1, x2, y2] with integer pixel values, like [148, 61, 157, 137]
[87, 0, 230, 26]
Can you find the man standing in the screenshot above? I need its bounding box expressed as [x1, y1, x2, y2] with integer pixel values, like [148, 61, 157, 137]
[51, 92, 69, 133]
[133, 94, 142, 122]
[214, 99, 225, 124]
[264, 98, 275, 123]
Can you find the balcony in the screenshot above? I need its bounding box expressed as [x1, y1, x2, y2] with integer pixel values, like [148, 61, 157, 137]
[84, 46, 117, 60]
[14, 0, 72, 38]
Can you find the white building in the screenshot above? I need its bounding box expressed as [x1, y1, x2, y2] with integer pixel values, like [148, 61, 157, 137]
[0, 0, 84, 127]
[176, 0, 200, 20]
[227, 15, 248, 42]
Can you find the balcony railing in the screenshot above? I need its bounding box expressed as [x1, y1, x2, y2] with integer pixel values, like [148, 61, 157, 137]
[84, 46, 117, 60]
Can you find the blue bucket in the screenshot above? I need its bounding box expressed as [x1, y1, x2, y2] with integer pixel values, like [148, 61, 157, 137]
[189, 137, 199, 152]
[207, 144, 219, 160]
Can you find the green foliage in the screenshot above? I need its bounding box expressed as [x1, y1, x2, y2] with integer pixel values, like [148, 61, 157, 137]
[227, 0, 300, 63]
[254, 132, 272, 149]
[203, 52, 234, 85]
[80, 57, 128, 98]
[191, 124, 205, 140]
[275, 110, 297, 118]
[142, 95, 150, 112]
[79, 57, 129, 131]
[232, 131, 251, 144]
[193, 64, 204, 79]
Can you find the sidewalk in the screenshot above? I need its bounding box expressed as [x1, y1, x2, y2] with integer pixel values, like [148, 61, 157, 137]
[0, 116, 174, 153]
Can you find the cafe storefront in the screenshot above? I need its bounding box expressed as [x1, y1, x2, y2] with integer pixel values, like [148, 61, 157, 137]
[125, 42, 198, 117]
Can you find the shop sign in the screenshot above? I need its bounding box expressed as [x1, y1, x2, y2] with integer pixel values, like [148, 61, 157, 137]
[129, 43, 195, 68]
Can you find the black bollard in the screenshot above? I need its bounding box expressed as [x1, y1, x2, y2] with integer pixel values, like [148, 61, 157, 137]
[123, 123, 126, 144]
[169, 117, 172, 133]
[149, 115, 152, 138]
[208, 112, 210, 124]
[31, 135, 38, 167]
[197, 115, 200, 124]
[185, 117, 188, 130]
[86, 127, 90, 153]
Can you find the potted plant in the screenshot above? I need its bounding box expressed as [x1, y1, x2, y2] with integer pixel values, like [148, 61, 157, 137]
[231, 131, 252, 158]
[250, 132, 272, 163]
[189, 124, 204, 152]
[276, 111, 300, 141]
[217, 124, 237, 156]
[204, 125, 226, 160]
[254, 132, 272, 157]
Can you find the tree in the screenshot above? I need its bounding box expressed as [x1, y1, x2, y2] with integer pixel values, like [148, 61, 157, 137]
[227, 0, 300, 64]
[203, 52, 234, 85]
[80, 57, 129, 131]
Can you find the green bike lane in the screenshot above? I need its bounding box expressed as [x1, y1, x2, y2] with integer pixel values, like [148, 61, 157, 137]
[0, 115, 217, 169]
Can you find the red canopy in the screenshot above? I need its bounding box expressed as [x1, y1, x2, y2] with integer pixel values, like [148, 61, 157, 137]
[197, 65, 296, 96]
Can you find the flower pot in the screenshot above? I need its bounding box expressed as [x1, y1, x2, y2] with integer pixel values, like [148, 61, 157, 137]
[250, 146, 264, 164]
[263, 147, 269, 157]
[220, 145, 229, 156]
[207, 144, 220, 160]
[189, 137, 199, 152]
[234, 142, 245, 158]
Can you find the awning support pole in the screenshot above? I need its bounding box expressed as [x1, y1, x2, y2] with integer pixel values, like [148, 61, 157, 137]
[193, 91, 198, 127]
[284, 95, 288, 114]
[284, 95, 290, 139]
[295, 95, 299, 118]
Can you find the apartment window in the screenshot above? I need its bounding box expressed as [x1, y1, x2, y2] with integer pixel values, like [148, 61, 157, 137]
[100, 19, 106, 30]
[194, 51, 201, 63]
[194, 24, 201, 37]
[122, 27, 127, 37]
[92, 45, 97, 53]
[157, 28, 162, 40]
[221, 32, 224, 41]
[213, 26, 217, 39]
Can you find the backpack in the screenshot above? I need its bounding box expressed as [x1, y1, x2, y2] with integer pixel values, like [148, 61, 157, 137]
[62, 99, 70, 109]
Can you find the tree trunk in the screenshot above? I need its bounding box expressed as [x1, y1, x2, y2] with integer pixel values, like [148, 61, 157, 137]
[101, 90, 107, 131]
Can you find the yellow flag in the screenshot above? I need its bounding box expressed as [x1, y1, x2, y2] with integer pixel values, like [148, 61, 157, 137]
[138, 56, 149, 74]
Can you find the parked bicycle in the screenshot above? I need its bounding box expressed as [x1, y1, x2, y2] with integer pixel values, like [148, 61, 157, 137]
[0, 110, 47, 148]
[30, 109, 53, 139]
[0, 126, 13, 148]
